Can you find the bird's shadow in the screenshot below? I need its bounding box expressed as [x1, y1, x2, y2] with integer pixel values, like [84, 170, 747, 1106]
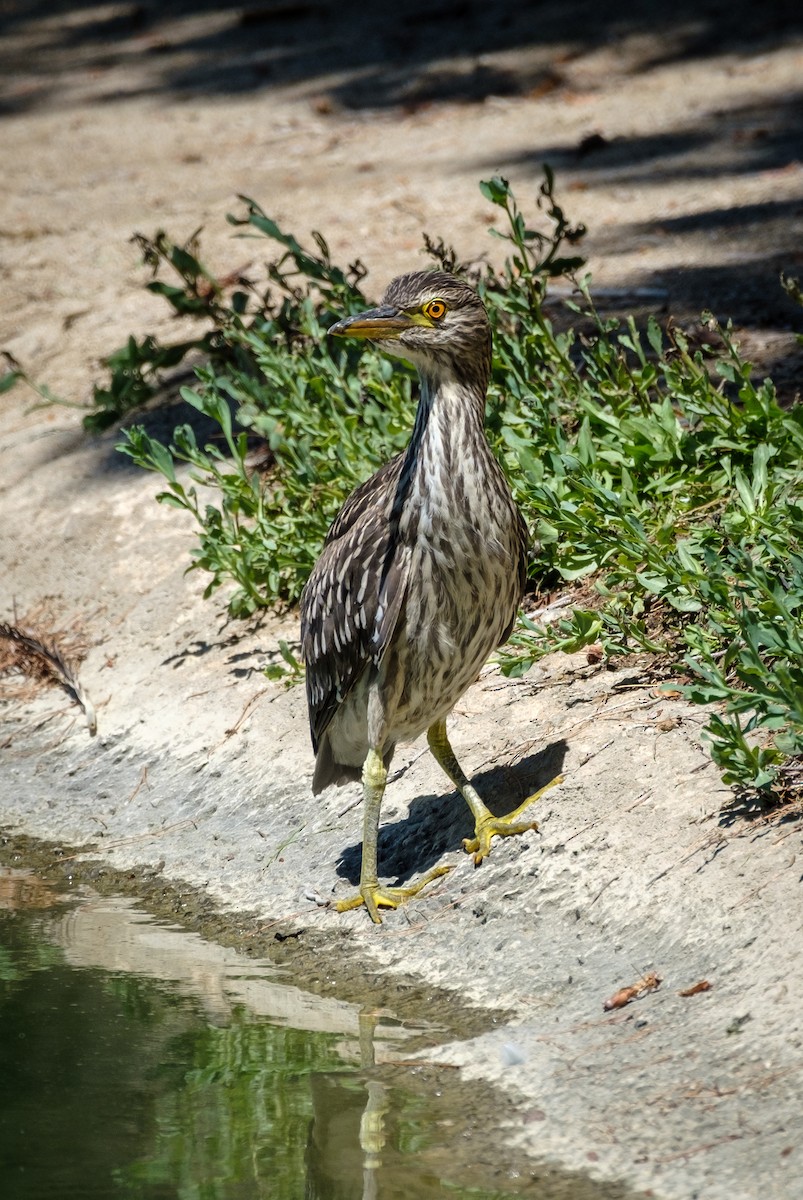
[335, 739, 568, 886]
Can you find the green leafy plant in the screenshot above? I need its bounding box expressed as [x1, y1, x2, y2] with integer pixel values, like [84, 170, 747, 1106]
[1, 350, 76, 411]
[264, 639, 304, 684]
[120, 203, 410, 613]
[82, 174, 803, 798]
[84, 224, 309, 432]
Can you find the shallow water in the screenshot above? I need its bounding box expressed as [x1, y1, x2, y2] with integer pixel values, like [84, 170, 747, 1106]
[0, 866, 631, 1200]
[0, 867, 512, 1200]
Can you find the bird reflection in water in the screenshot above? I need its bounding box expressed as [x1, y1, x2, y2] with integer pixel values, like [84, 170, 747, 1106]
[305, 1011, 389, 1200]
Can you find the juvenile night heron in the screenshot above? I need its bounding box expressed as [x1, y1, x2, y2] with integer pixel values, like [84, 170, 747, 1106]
[300, 270, 560, 923]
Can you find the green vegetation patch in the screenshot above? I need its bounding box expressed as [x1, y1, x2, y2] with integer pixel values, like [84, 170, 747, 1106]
[6, 172, 802, 800]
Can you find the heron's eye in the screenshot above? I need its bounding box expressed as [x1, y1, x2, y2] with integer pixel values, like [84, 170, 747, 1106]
[423, 299, 447, 321]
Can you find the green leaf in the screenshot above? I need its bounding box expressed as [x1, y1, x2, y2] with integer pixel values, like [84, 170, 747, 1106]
[665, 593, 702, 613]
[0, 369, 23, 394]
[635, 572, 669, 595]
[733, 468, 756, 513]
[675, 540, 701, 575]
[646, 316, 663, 357]
[479, 176, 510, 206]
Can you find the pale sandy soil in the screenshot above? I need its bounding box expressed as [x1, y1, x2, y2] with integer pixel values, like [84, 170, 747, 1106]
[2, 4, 803, 1198]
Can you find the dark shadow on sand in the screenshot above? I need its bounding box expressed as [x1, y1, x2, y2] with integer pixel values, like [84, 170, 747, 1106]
[2, 1, 802, 116]
[335, 738, 568, 886]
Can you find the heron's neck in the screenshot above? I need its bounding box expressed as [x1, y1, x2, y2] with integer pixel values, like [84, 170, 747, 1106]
[391, 369, 493, 540]
[406, 370, 489, 476]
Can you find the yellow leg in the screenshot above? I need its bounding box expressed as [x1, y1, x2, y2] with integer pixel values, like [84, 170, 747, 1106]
[335, 747, 452, 923]
[427, 719, 563, 866]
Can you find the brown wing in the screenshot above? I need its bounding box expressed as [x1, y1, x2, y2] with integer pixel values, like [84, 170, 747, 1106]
[300, 454, 409, 752]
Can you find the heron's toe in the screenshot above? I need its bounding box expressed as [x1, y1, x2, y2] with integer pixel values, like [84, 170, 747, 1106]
[462, 814, 539, 866]
[335, 865, 453, 924]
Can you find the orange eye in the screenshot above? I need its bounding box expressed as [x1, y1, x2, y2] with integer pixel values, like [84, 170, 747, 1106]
[423, 299, 447, 321]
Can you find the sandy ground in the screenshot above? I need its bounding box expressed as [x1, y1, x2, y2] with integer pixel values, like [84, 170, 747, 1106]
[2, 3, 803, 1198]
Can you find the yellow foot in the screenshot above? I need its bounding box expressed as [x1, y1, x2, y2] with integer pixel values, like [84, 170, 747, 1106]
[463, 774, 564, 866]
[335, 865, 453, 924]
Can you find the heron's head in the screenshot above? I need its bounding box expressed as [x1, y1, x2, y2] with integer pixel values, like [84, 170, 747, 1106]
[329, 270, 491, 387]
